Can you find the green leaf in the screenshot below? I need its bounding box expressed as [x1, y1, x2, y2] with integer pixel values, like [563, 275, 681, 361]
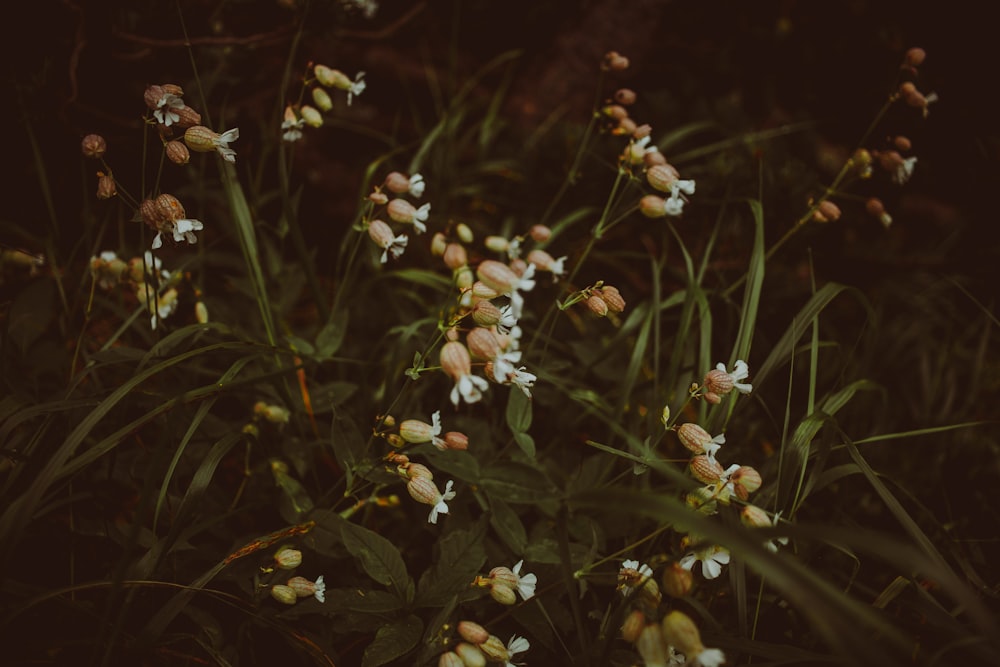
[323, 588, 404, 614]
[361, 615, 422, 667]
[316, 310, 348, 359]
[415, 523, 487, 606]
[488, 496, 527, 553]
[341, 522, 411, 601]
[480, 462, 557, 504]
[330, 408, 366, 489]
[513, 432, 536, 458]
[506, 387, 532, 433]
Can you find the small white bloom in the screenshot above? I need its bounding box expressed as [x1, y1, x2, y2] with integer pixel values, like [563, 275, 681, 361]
[505, 635, 530, 667]
[378, 232, 408, 263]
[511, 560, 537, 600]
[407, 173, 425, 198]
[892, 156, 917, 185]
[618, 559, 654, 596]
[451, 371, 489, 407]
[313, 575, 326, 603]
[508, 264, 536, 319]
[507, 366, 537, 397]
[430, 410, 446, 449]
[153, 93, 184, 126]
[496, 304, 518, 335]
[694, 648, 726, 667]
[347, 72, 366, 106]
[727, 359, 753, 394]
[506, 236, 522, 260]
[282, 117, 305, 142]
[679, 545, 730, 580]
[214, 128, 239, 163]
[427, 479, 456, 524]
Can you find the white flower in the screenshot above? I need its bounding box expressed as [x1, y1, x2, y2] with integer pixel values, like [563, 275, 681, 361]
[496, 304, 518, 335]
[679, 545, 730, 580]
[214, 128, 239, 163]
[407, 173, 425, 198]
[664, 179, 696, 216]
[507, 366, 537, 397]
[153, 93, 184, 126]
[506, 236, 522, 260]
[282, 117, 305, 143]
[429, 410, 446, 449]
[505, 635, 530, 667]
[693, 648, 726, 667]
[719, 463, 741, 496]
[152, 218, 204, 250]
[451, 371, 489, 407]
[313, 575, 326, 603]
[508, 263, 537, 319]
[511, 560, 537, 600]
[136, 284, 178, 331]
[378, 232, 408, 264]
[347, 72, 366, 106]
[727, 359, 753, 394]
[892, 156, 917, 185]
[618, 559, 654, 596]
[428, 479, 456, 524]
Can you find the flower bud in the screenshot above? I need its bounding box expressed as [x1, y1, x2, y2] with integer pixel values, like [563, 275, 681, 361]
[81, 134, 106, 159]
[312, 86, 333, 112]
[865, 197, 893, 228]
[732, 465, 762, 499]
[676, 423, 713, 454]
[586, 295, 609, 317]
[621, 609, 646, 643]
[165, 140, 190, 165]
[601, 51, 630, 71]
[476, 260, 520, 293]
[702, 369, 734, 396]
[690, 454, 724, 484]
[646, 164, 680, 193]
[489, 566, 517, 589]
[183, 126, 220, 153]
[636, 624, 667, 665]
[405, 463, 434, 481]
[442, 431, 469, 450]
[601, 104, 628, 121]
[173, 105, 202, 129]
[471, 300, 502, 327]
[274, 547, 302, 569]
[300, 105, 323, 128]
[369, 190, 389, 206]
[270, 584, 298, 605]
[454, 643, 487, 667]
[893, 135, 912, 152]
[644, 150, 668, 167]
[904, 47, 926, 67]
[614, 88, 637, 105]
[639, 194, 669, 218]
[195, 301, 209, 324]
[314, 64, 348, 89]
[454, 265, 474, 289]
[386, 433, 405, 448]
[466, 327, 503, 360]
[286, 576, 318, 597]
[450, 223, 471, 244]
[443, 243, 468, 270]
[457, 621, 489, 644]
[479, 635, 508, 661]
[529, 224, 551, 242]
[483, 235, 510, 253]
[406, 476, 441, 506]
[96, 172, 117, 199]
[438, 651, 465, 667]
[741, 504, 772, 529]
[638, 577, 662, 606]
[399, 418, 436, 444]
[661, 562, 693, 597]
[440, 341, 473, 382]
[597, 285, 625, 313]
[811, 200, 841, 223]
[661, 610, 704, 657]
[431, 232, 448, 256]
[470, 281, 501, 301]
[489, 582, 517, 605]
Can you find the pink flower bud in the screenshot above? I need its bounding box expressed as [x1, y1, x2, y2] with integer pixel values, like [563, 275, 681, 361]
[81, 134, 106, 159]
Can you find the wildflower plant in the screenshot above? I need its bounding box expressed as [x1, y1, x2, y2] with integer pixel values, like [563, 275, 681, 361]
[3, 4, 999, 667]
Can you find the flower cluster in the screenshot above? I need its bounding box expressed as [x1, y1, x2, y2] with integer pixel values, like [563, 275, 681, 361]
[139, 194, 205, 251]
[473, 560, 537, 605]
[142, 83, 238, 164]
[364, 171, 428, 263]
[267, 546, 326, 605]
[90, 250, 181, 330]
[440, 622, 530, 667]
[282, 63, 367, 142]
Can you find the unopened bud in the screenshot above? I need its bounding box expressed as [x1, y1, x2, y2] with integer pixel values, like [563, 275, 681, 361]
[904, 47, 926, 67]
[270, 584, 298, 605]
[386, 433, 405, 448]
[865, 197, 893, 229]
[96, 172, 116, 199]
[893, 136, 912, 152]
[689, 454, 724, 484]
[601, 104, 628, 121]
[300, 105, 323, 128]
[489, 582, 517, 605]
[442, 431, 469, 450]
[369, 190, 389, 206]
[484, 235, 510, 253]
[195, 301, 209, 323]
[443, 243, 468, 270]
[453, 643, 486, 667]
[312, 87, 333, 112]
[732, 465, 762, 499]
[471, 300, 502, 327]
[466, 327, 502, 360]
[455, 223, 474, 244]
[811, 200, 841, 223]
[438, 651, 465, 667]
[399, 418, 436, 444]
[274, 547, 302, 569]
[529, 224, 551, 242]
[457, 621, 489, 644]
[661, 562, 693, 597]
[621, 609, 646, 643]
[431, 232, 448, 256]
[173, 105, 202, 129]
[81, 134, 106, 159]
[165, 140, 190, 165]
[602, 51, 630, 71]
[639, 194, 669, 218]
[586, 295, 609, 316]
[614, 88, 637, 105]
[597, 285, 625, 313]
[741, 504, 772, 528]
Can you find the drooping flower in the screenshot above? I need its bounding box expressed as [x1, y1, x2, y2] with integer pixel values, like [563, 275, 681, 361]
[367, 219, 408, 263]
[140, 194, 205, 250]
[281, 105, 305, 142]
[387, 199, 430, 234]
[490, 560, 537, 601]
[184, 125, 240, 163]
[440, 341, 489, 406]
[676, 423, 726, 461]
[384, 171, 425, 198]
[702, 359, 753, 401]
[661, 610, 725, 667]
[406, 477, 456, 524]
[399, 410, 445, 449]
[287, 575, 326, 602]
